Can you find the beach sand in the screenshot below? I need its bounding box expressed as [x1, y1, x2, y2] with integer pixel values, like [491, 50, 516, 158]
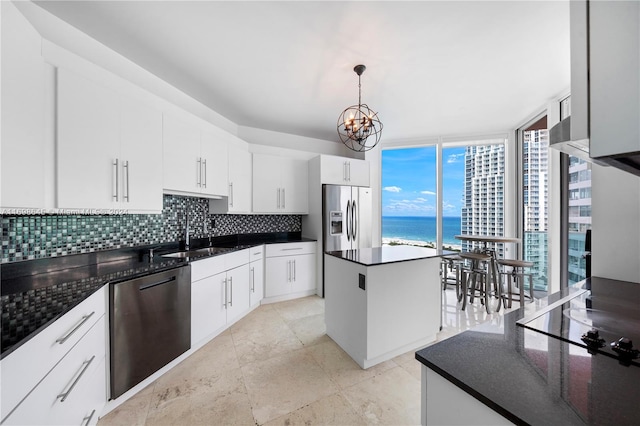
[382, 237, 461, 252]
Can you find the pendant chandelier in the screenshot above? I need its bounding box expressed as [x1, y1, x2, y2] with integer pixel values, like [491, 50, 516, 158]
[337, 64, 383, 152]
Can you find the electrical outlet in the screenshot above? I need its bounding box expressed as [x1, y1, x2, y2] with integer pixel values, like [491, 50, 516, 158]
[359, 274, 365, 290]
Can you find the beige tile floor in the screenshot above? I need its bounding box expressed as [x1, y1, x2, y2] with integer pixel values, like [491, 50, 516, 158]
[98, 286, 518, 426]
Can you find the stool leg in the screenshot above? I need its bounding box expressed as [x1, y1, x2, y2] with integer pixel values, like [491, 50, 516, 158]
[528, 273, 534, 302]
[507, 270, 514, 308]
[461, 270, 468, 310]
[484, 271, 491, 314]
[519, 271, 525, 305]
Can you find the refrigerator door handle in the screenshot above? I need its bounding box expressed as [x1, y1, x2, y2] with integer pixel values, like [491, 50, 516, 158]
[346, 200, 351, 242]
[352, 200, 357, 241]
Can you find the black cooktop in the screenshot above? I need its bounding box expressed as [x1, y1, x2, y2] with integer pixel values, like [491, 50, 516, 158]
[518, 277, 640, 366]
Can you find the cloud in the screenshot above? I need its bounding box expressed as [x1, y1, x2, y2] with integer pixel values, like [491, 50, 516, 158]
[384, 200, 436, 213]
[414, 197, 427, 203]
[447, 153, 465, 164]
[420, 190, 436, 195]
[383, 186, 402, 193]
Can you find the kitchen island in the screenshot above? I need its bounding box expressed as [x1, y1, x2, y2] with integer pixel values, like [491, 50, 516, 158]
[324, 246, 452, 369]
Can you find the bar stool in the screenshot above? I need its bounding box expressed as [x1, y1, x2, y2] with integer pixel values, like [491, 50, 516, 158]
[440, 254, 463, 298]
[497, 259, 534, 308]
[459, 251, 501, 314]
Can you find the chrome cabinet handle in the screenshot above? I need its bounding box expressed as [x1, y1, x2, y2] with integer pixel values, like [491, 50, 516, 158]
[112, 159, 119, 201]
[229, 276, 233, 307]
[82, 410, 96, 426]
[282, 247, 302, 251]
[202, 158, 207, 188]
[196, 158, 202, 187]
[348, 162, 351, 181]
[293, 259, 296, 281]
[223, 277, 227, 308]
[282, 188, 285, 209]
[251, 267, 255, 292]
[57, 356, 95, 402]
[56, 311, 95, 344]
[123, 160, 130, 202]
[253, 251, 262, 256]
[229, 182, 234, 207]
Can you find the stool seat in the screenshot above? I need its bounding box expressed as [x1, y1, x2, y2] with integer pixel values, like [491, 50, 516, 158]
[497, 259, 533, 268]
[459, 252, 492, 262]
[442, 254, 463, 260]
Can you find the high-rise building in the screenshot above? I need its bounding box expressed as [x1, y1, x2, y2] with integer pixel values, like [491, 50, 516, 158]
[461, 144, 505, 257]
[522, 129, 549, 290]
[567, 156, 592, 284]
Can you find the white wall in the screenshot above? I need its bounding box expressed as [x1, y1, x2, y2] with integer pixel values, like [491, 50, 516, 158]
[546, 100, 562, 294]
[239, 126, 347, 159]
[591, 164, 640, 282]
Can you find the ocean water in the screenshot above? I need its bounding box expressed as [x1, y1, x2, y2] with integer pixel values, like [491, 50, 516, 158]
[382, 216, 461, 245]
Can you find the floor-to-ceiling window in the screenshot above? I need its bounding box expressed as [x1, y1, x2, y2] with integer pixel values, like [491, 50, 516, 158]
[381, 146, 437, 248]
[520, 117, 549, 292]
[567, 155, 592, 284]
[381, 139, 506, 254]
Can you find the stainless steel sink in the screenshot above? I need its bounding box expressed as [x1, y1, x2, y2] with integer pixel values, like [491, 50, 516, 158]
[161, 251, 193, 258]
[161, 247, 230, 258]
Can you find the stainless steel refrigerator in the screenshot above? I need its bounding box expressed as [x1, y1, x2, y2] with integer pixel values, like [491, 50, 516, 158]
[323, 184, 372, 252]
[322, 185, 372, 293]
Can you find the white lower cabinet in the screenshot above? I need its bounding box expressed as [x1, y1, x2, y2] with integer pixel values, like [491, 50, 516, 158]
[190, 249, 251, 346]
[264, 242, 316, 302]
[2, 316, 107, 426]
[249, 246, 264, 307]
[0, 286, 107, 424]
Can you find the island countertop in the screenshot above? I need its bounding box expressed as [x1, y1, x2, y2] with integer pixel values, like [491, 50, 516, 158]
[415, 278, 640, 425]
[325, 246, 454, 266]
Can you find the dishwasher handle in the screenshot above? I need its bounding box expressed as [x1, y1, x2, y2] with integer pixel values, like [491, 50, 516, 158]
[139, 276, 176, 291]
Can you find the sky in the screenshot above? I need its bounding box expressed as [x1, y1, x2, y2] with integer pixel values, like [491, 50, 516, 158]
[381, 146, 466, 217]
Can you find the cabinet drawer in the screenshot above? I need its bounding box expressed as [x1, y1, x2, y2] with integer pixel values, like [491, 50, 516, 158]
[0, 285, 106, 420]
[249, 245, 264, 260]
[266, 242, 316, 258]
[191, 254, 226, 282]
[224, 248, 250, 270]
[2, 315, 107, 425]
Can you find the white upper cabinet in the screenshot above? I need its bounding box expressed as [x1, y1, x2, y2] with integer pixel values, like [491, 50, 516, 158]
[252, 154, 308, 214]
[162, 112, 229, 198]
[119, 96, 163, 212]
[227, 146, 252, 213]
[162, 113, 203, 195]
[1, 1, 47, 209]
[57, 68, 163, 212]
[57, 69, 120, 211]
[317, 155, 370, 187]
[589, 1, 640, 162]
[201, 127, 229, 197]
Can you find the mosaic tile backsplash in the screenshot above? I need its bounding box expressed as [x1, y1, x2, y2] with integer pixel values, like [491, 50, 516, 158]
[1, 195, 301, 263]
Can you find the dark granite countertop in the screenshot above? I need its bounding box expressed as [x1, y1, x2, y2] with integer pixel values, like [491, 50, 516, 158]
[0, 232, 313, 359]
[326, 246, 454, 266]
[415, 279, 640, 425]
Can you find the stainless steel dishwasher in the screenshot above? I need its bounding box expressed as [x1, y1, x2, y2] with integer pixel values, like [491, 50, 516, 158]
[110, 265, 191, 399]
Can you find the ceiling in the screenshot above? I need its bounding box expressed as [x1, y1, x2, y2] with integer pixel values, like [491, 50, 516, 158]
[32, 1, 571, 143]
